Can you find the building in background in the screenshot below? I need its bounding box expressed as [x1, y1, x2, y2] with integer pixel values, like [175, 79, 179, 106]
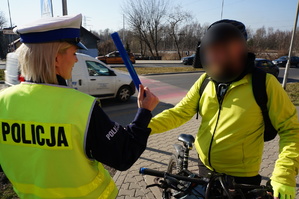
[79, 26, 101, 57]
[0, 27, 19, 59]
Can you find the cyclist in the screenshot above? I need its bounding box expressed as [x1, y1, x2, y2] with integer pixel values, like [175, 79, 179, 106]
[149, 19, 299, 199]
[0, 14, 159, 198]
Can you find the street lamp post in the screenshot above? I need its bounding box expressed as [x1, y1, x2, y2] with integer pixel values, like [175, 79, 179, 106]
[221, 0, 224, 19]
[62, 0, 68, 16]
[7, 0, 14, 51]
[282, 0, 299, 89]
[7, 0, 13, 28]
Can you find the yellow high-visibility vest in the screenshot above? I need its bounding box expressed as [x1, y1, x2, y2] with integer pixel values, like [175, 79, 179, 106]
[0, 83, 118, 199]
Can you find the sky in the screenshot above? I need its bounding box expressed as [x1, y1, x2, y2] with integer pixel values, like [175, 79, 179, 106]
[0, 0, 297, 33]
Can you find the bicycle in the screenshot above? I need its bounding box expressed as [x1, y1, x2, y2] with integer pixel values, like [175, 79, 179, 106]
[139, 134, 273, 199]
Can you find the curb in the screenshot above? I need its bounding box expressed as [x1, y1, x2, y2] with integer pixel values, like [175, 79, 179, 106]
[112, 170, 121, 182]
[142, 70, 204, 76]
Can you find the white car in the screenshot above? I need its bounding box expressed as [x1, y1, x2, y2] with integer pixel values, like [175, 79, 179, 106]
[4, 52, 135, 102]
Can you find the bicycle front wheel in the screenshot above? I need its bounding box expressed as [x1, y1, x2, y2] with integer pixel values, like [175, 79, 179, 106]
[164, 154, 181, 199]
[167, 154, 182, 174]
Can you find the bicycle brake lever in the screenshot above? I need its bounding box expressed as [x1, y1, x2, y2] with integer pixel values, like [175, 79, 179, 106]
[146, 179, 170, 189]
[165, 175, 180, 187]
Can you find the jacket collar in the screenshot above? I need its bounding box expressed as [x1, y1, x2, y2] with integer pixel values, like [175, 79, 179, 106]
[230, 73, 250, 89]
[25, 75, 68, 86]
[56, 75, 67, 86]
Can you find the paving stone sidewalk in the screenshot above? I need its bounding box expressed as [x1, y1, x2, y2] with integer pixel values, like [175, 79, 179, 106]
[114, 112, 299, 199]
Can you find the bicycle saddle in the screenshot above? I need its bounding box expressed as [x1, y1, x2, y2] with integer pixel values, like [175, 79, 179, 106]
[178, 134, 195, 148]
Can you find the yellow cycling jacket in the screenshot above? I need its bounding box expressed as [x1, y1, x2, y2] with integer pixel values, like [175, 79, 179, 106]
[149, 73, 299, 187]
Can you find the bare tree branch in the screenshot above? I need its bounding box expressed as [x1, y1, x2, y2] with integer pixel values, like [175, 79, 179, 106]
[0, 11, 7, 29]
[123, 0, 168, 59]
[167, 6, 192, 59]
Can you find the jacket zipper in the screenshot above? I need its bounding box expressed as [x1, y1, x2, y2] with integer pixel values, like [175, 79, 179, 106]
[207, 83, 230, 171]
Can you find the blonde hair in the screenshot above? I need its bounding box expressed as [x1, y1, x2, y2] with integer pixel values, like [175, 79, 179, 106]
[16, 42, 72, 84]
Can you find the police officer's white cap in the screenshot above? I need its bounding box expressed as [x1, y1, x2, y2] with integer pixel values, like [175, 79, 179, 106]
[13, 14, 87, 50]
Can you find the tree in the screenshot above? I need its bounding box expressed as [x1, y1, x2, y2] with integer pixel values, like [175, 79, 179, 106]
[123, 0, 168, 59]
[93, 14, 296, 60]
[254, 26, 267, 51]
[96, 28, 116, 55]
[167, 6, 191, 59]
[0, 11, 7, 59]
[247, 26, 293, 56]
[0, 11, 6, 29]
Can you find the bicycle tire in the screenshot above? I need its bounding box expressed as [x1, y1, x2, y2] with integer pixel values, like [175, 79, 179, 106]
[167, 154, 183, 174]
[165, 154, 183, 199]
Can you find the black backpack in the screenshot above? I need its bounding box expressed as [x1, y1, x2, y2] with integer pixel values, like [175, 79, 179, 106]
[198, 68, 277, 142]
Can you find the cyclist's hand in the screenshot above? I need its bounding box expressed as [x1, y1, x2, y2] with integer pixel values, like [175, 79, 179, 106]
[138, 84, 159, 111]
[271, 180, 295, 199]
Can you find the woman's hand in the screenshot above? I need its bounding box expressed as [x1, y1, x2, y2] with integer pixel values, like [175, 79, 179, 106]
[138, 84, 159, 112]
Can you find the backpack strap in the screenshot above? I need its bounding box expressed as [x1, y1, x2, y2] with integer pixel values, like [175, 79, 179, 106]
[196, 75, 210, 119]
[199, 76, 211, 97]
[252, 68, 277, 141]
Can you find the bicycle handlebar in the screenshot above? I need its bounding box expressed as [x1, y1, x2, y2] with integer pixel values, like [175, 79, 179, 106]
[140, 168, 272, 191]
[140, 168, 165, 177]
[139, 167, 208, 184]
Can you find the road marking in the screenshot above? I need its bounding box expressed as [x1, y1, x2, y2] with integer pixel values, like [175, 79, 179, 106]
[141, 76, 188, 105]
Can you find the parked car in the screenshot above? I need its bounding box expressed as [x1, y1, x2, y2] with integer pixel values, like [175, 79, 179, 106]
[133, 53, 142, 60]
[255, 58, 279, 78]
[181, 54, 195, 65]
[5, 52, 135, 102]
[96, 51, 136, 64]
[272, 56, 299, 67]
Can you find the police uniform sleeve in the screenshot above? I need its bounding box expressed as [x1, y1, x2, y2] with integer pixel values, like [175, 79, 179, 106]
[85, 101, 152, 171]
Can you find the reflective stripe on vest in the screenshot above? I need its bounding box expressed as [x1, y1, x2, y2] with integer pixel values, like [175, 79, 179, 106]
[0, 83, 118, 199]
[11, 169, 117, 198]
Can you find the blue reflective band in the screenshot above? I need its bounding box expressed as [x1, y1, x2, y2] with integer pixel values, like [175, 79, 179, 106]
[20, 28, 80, 43]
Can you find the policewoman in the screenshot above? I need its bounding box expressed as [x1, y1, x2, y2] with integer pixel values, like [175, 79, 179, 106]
[0, 14, 159, 199]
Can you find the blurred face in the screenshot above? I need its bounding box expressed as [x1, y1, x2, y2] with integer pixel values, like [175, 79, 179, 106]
[203, 39, 247, 82]
[55, 45, 78, 79]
